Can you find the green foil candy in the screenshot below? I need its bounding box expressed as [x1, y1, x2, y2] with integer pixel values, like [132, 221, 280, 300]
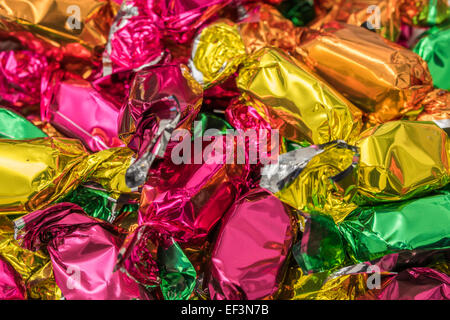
[277, 0, 316, 27]
[58, 186, 139, 223]
[295, 187, 450, 273]
[413, 23, 450, 90]
[0, 108, 47, 139]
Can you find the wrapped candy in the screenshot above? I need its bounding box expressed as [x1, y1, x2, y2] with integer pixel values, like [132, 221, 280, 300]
[103, 0, 232, 73]
[355, 120, 449, 204]
[261, 121, 449, 221]
[260, 140, 359, 223]
[417, 89, 450, 132]
[119, 64, 203, 187]
[236, 47, 362, 145]
[41, 78, 125, 152]
[238, 3, 299, 55]
[309, 0, 402, 42]
[117, 138, 251, 289]
[0, 216, 61, 300]
[413, 24, 450, 90]
[189, 20, 246, 88]
[0, 0, 119, 60]
[295, 187, 450, 274]
[0, 108, 46, 139]
[295, 23, 433, 126]
[0, 50, 49, 107]
[0, 256, 26, 300]
[14, 203, 147, 300]
[209, 188, 296, 300]
[399, 0, 450, 27]
[0, 138, 134, 215]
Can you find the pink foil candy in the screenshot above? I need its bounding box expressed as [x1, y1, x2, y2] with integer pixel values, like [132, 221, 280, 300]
[14, 203, 147, 300]
[103, 0, 232, 73]
[119, 64, 203, 187]
[42, 78, 125, 152]
[0, 50, 48, 107]
[209, 188, 295, 300]
[117, 139, 251, 284]
[0, 257, 26, 300]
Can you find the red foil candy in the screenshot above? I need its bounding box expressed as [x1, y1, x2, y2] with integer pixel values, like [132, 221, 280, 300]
[14, 203, 148, 300]
[209, 188, 295, 300]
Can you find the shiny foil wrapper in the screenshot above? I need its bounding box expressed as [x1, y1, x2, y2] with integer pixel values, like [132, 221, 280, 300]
[417, 89, 450, 131]
[119, 64, 202, 187]
[0, 256, 25, 299]
[413, 24, 450, 90]
[238, 3, 299, 55]
[295, 187, 450, 274]
[237, 47, 362, 145]
[280, 263, 449, 300]
[260, 140, 359, 223]
[0, 0, 119, 59]
[399, 0, 450, 27]
[295, 22, 433, 126]
[189, 20, 246, 88]
[0, 138, 134, 215]
[209, 188, 296, 300]
[0, 108, 46, 139]
[103, 0, 164, 74]
[355, 121, 449, 204]
[0, 215, 61, 300]
[14, 203, 148, 300]
[309, 0, 401, 42]
[117, 138, 251, 288]
[42, 78, 125, 152]
[0, 49, 48, 107]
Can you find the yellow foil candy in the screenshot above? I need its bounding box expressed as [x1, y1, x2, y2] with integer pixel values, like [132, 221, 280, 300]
[355, 121, 450, 203]
[0, 216, 61, 299]
[189, 20, 246, 88]
[295, 23, 433, 126]
[236, 47, 362, 145]
[0, 138, 134, 215]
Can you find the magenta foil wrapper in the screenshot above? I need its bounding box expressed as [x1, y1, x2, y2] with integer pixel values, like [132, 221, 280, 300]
[119, 63, 202, 155]
[360, 267, 450, 300]
[104, 0, 232, 73]
[0, 50, 48, 107]
[209, 188, 295, 300]
[42, 78, 125, 152]
[117, 139, 251, 285]
[14, 203, 147, 300]
[0, 257, 26, 300]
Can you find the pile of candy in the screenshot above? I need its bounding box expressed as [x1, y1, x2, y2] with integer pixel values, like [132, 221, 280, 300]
[0, 0, 449, 300]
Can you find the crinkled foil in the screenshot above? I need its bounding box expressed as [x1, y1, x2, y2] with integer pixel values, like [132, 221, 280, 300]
[413, 24, 450, 90]
[399, 0, 450, 27]
[261, 141, 359, 223]
[295, 23, 433, 126]
[417, 89, 450, 132]
[295, 187, 450, 274]
[237, 47, 362, 145]
[0, 108, 46, 139]
[309, 0, 401, 42]
[0, 0, 119, 57]
[189, 20, 246, 88]
[0, 215, 61, 299]
[355, 121, 449, 204]
[0, 138, 134, 215]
